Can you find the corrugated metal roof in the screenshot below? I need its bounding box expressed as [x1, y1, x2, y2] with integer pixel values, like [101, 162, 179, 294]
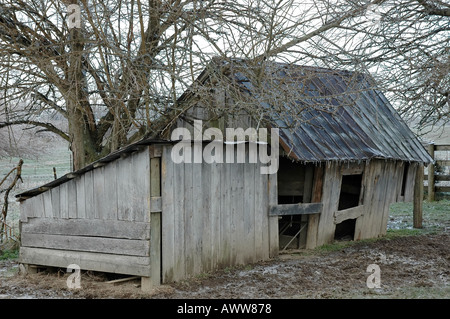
[222, 60, 432, 164]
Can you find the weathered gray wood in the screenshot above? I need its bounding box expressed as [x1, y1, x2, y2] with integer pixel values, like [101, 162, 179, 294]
[117, 155, 133, 221]
[243, 156, 256, 264]
[150, 197, 162, 212]
[50, 187, 60, 219]
[232, 161, 245, 265]
[21, 218, 150, 240]
[201, 159, 212, 271]
[93, 167, 105, 219]
[184, 160, 195, 276]
[316, 163, 340, 246]
[306, 166, 324, 249]
[269, 203, 322, 216]
[20, 199, 31, 222]
[334, 205, 364, 224]
[210, 161, 222, 268]
[21, 233, 150, 257]
[436, 160, 450, 166]
[43, 190, 53, 218]
[59, 182, 69, 219]
[435, 145, 450, 151]
[75, 174, 86, 219]
[103, 161, 118, 220]
[220, 160, 232, 267]
[268, 173, 279, 258]
[161, 145, 176, 282]
[19, 247, 151, 277]
[67, 180, 77, 219]
[341, 163, 364, 175]
[150, 212, 161, 287]
[84, 171, 95, 219]
[428, 144, 435, 202]
[131, 151, 151, 222]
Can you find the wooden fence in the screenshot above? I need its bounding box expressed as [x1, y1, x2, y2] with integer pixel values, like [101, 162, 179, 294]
[423, 143, 450, 201]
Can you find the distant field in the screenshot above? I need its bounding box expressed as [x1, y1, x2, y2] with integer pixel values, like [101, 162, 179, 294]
[0, 145, 72, 233]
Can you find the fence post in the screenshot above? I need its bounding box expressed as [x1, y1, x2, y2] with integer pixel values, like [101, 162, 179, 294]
[413, 163, 424, 229]
[427, 143, 435, 202]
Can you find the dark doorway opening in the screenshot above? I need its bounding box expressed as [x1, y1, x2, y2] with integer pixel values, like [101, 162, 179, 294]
[334, 218, 356, 241]
[338, 174, 363, 210]
[400, 163, 410, 197]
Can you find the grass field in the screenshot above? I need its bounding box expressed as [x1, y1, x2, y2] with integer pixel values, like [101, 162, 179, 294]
[0, 145, 72, 234]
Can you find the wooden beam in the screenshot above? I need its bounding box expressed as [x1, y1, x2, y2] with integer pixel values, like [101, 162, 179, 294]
[435, 145, 450, 151]
[428, 144, 435, 202]
[306, 166, 324, 249]
[334, 205, 364, 224]
[19, 247, 151, 277]
[436, 160, 450, 166]
[269, 202, 322, 216]
[413, 164, 424, 229]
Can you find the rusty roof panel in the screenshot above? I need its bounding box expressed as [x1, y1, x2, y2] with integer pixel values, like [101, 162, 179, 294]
[228, 60, 432, 164]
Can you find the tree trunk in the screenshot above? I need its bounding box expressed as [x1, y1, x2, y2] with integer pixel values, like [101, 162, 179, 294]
[66, 20, 97, 170]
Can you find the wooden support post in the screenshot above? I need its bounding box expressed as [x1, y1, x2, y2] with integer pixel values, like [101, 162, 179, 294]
[306, 166, 324, 249]
[268, 173, 279, 258]
[142, 154, 162, 292]
[413, 163, 424, 229]
[427, 143, 435, 202]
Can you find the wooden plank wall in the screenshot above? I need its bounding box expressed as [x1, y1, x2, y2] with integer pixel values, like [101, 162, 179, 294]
[315, 160, 406, 246]
[19, 149, 152, 277]
[161, 144, 273, 283]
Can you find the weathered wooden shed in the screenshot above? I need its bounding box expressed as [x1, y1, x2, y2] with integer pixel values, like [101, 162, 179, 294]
[16, 59, 432, 290]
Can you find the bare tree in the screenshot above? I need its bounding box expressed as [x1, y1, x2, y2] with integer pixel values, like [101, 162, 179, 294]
[0, 0, 407, 170]
[306, 0, 449, 132]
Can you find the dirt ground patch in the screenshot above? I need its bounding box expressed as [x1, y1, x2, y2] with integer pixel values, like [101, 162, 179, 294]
[0, 232, 448, 299]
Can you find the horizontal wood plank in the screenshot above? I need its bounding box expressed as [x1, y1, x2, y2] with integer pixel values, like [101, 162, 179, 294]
[424, 175, 450, 181]
[334, 205, 364, 224]
[19, 247, 151, 277]
[436, 160, 450, 167]
[436, 186, 450, 193]
[435, 145, 450, 151]
[21, 233, 150, 257]
[21, 218, 150, 240]
[269, 203, 322, 216]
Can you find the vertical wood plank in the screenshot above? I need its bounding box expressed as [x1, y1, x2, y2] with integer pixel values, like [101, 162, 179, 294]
[130, 151, 150, 222]
[414, 163, 424, 228]
[316, 163, 340, 246]
[173, 160, 185, 281]
[50, 187, 60, 219]
[93, 167, 105, 219]
[59, 182, 69, 219]
[161, 146, 175, 282]
[306, 165, 324, 249]
[220, 160, 232, 267]
[103, 161, 118, 220]
[150, 155, 162, 287]
[427, 144, 435, 202]
[256, 162, 270, 260]
[67, 180, 77, 219]
[233, 161, 245, 265]
[268, 172, 279, 258]
[184, 160, 194, 277]
[243, 156, 256, 264]
[76, 175, 86, 219]
[210, 160, 221, 270]
[84, 170, 94, 219]
[43, 190, 53, 218]
[117, 156, 132, 221]
[201, 160, 212, 272]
